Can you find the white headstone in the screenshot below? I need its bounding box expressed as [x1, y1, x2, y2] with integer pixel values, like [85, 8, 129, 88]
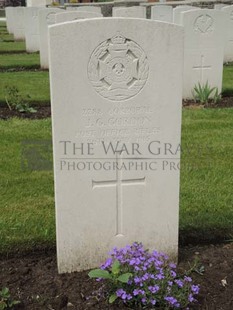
[214, 4, 227, 10]
[49, 18, 183, 273]
[39, 8, 62, 69]
[5, 7, 15, 34]
[221, 5, 233, 62]
[181, 9, 226, 98]
[25, 7, 41, 52]
[173, 5, 197, 25]
[151, 5, 173, 22]
[66, 6, 102, 14]
[13, 7, 25, 41]
[27, 0, 51, 7]
[55, 11, 103, 23]
[112, 6, 146, 18]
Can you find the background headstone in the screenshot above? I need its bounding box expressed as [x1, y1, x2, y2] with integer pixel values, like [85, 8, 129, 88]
[173, 5, 197, 25]
[25, 7, 41, 52]
[55, 11, 103, 23]
[181, 9, 226, 98]
[49, 18, 183, 273]
[66, 6, 102, 14]
[221, 5, 233, 62]
[39, 8, 62, 69]
[112, 6, 146, 18]
[214, 4, 227, 10]
[5, 7, 15, 34]
[13, 7, 25, 41]
[151, 5, 173, 22]
[27, 0, 51, 7]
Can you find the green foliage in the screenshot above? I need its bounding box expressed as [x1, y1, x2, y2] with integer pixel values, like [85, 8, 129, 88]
[0, 287, 20, 309]
[192, 82, 221, 105]
[88, 243, 200, 308]
[5, 85, 37, 113]
[88, 260, 133, 304]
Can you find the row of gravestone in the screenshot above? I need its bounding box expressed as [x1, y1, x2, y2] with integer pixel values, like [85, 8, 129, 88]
[3, 5, 231, 274]
[5, 5, 233, 99]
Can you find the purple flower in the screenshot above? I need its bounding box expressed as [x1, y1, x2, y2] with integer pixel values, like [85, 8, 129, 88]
[141, 297, 147, 304]
[191, 284, 200, 295]
[165, 296, 180, 307]
[148, 285, 160, 293]
[116, 289, 126, 298]
[150, 298, 156, 305]
[100, 258, 112, 270]
[184, 276, 192, 283]
[133, 289, 145, 296]
[170, 270, 177, 278]
[169, 262, 177, 269]
[188, 294, 195, 303]
[175, 279, 184, 288]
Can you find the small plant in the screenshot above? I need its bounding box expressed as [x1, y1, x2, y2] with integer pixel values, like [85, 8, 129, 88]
[51, 1, 59, 6]
[192, 81, 221, 105]
[88, 242, 200, 309]
[5, 85, 37, 113]
[0, 287, 20, 310]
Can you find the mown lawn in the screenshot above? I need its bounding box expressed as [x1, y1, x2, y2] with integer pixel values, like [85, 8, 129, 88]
[0, 109, 233, 253]
[0, 71, 50, 106]
[0, 21, 233, 254]
[0, 118, 54, 253]
[0, 53, 40, 69]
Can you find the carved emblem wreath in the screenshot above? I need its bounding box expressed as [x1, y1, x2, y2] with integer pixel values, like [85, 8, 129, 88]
[88, 33, 149, 101]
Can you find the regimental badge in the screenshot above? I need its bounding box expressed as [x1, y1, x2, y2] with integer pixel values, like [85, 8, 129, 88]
[194, 14, 214, 34]
[88, 33, 149, 101]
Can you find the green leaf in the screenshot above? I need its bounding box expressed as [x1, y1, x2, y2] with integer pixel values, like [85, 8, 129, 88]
[88, 269, 112, 279]
[0, 301, 7, 310]
[109, 293, 117, 304]
[1, 288, 9, 296]
[111, 260, 120, 275]
[117, 273, 132, 283]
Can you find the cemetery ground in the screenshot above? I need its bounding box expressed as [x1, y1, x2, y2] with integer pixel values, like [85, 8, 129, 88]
[0, 21, 233, 309]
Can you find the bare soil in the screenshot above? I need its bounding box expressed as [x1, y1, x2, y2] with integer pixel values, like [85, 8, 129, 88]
[0, 96, 232, 120]
[1, 243, 233, 310]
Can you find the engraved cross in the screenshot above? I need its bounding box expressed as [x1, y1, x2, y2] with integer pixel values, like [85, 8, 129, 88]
[92, 152, 146, 237]
[193, 55, 211, 84]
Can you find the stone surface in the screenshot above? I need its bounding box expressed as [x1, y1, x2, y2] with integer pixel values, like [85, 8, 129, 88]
[221, 5, 233, 62]
[55, 11, 103, 23]
[39, 8, 62, 69]
[49, 18, 183, 273]
[25, 7, 41, 52]
[5, 7, 15, 34]
[181, 9, 226, 98]
[26, 0, 51, 7]
[112, 6, 146, 17]
[151, 5, 173, 22]
[66, 6, 102, 14]
[173, 5, 197, 24]
[214, 4, 227, 10]
[13, 7, 25, 41]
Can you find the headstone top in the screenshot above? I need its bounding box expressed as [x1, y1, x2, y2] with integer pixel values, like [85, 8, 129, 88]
[112, 6, 146, 18]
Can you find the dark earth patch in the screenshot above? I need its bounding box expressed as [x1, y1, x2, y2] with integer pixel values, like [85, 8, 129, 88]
[0, 106, 51, 120]
[0, 97, 233, 120]
[1, 244, 233, 310]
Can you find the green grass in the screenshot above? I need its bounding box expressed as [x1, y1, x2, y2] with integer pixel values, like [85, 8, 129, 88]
[0, 41, 26, 53]
[0, 71, 50, 106]
[0, 118, 55, 253]
[0, 110, 233, 253]
[222, 64, 233, 96]
[180, 108, 233, 244]
[0, 53, 40, 69]
[0, 21, 233, 253]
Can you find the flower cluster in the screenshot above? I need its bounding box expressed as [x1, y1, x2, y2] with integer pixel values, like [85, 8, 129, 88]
[95, 242, 200, 309]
